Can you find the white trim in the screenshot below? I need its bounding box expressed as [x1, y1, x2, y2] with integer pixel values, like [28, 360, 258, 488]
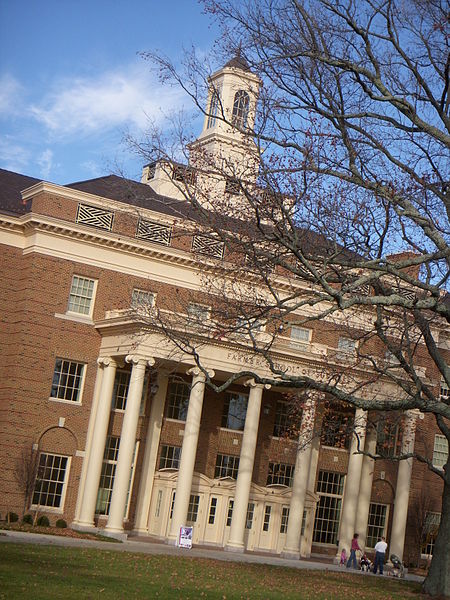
[55, 312, 94, 325]
[49, 359, 87, 406]
[67, 275, 98, 319]
[31, 453, 71, 512]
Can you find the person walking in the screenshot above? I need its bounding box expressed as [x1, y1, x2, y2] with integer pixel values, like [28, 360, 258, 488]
[346, 533, 361, 569]
[373, 536, 388, 575]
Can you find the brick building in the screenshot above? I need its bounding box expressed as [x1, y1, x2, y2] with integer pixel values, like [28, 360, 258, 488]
[0, 57, 447, 565]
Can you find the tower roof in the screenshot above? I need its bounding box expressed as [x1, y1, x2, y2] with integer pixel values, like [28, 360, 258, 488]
[223, 51, 251, 72]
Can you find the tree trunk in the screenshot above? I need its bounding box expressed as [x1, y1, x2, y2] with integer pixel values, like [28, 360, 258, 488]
[423, 469, 450, 598]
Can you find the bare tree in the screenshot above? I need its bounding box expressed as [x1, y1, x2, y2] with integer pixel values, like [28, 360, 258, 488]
[14, 445, 39, 518]
[128, 0, 449, 595]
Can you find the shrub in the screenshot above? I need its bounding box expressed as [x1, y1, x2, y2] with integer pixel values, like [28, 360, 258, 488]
[22, 514, 33, 525]
[55, 519, 67, 529]
[36, 515, 50, 527]
[7, 512, 19, 523]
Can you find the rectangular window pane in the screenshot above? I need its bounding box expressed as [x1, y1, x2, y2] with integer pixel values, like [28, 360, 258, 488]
[267, 462, 294, 487]
[96, 436, 120, 515]
[263, 505, 272, 531]
[313, 471, 344, 545]
[32, 453, 69, 508]
[166, 379, 190, 421]
[366, 503, 387, 548]
[273, 401, 293, 437]
[159, 445, 182, 470]
[68, 275, 95, 315]
[221, 392, 248, 431]
[208, 497, 217, 525]
[246, 503, 255, 529]
[214, 454, 240, 479]
[226, 499, 234, 526]
[131, 289, 155, 311]
[187, 495, 200, 522]
[50, 359, 85, 402]
[433, 435, 449, 467]
[280, 506, 290, 534]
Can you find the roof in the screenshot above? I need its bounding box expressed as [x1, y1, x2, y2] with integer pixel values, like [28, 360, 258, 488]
[223, 49, 251, 72]
[0, 168, 42, 215]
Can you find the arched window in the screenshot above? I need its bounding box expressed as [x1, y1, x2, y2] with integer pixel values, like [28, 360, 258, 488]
[232, 90, 250, 129]
[206, 91, 219, 129]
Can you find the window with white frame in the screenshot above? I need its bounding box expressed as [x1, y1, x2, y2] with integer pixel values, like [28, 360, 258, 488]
[376, 418, 402, 457]
[246, 502, 255, 529]
[337, 336, 356, 357]
[159, 445, 181, 470]
[96, 436, 120, 515]
[422, 512, 441, 555]
[32, 453, 70, 509]
[187, 303, 211, 323]
[226, 499, 234, 526]
[366, 503, 388, 548]
[67, 275, 96, 316]
[187, 494, 200, 522]
[280, 506, 290, 534]
[111, 369, 148, 415]
[432, 434, 449, 468]
[263, 505, 272, 531]
[273, 401, 292, 438]
[207, 91, 220, 129]
[131, 289, 155, 312]
[166, 379, 190, 421]
[50, 358, 85, 403]
[440, 380, 449, 400]
[290, 326, 311, 349]
[267, 462, 295, 487]
[235, 315, 265, 337]
[221, 392, 248, 431]
[208, 497, 218, 524]
[232, 90, 250, 128]
[169, 491, 176, 519]
[320, 406, 354, 450]
[215, 454, 240, 479]
[313, 471, 345, 544]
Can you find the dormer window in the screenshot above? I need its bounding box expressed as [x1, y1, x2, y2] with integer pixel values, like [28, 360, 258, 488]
[172, 164, 197, 185]
[232, 90, 250, 128]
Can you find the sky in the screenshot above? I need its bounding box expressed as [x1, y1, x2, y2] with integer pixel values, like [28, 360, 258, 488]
[0, 0, 220, 184]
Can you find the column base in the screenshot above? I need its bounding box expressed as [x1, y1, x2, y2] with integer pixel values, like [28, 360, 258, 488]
[281, 549, 300, 560]
[71, 521, 97, 532]
[224, 542, 245, 553]
[131, 527, 149, 536]
[103, 528, 128, 542]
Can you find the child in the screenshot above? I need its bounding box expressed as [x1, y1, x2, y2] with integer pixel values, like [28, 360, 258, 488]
[360, 554, 372, 572]
[340, 548, 347, 566]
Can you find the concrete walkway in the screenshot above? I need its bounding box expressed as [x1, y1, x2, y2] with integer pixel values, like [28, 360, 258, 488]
[0, 529, 424, 584]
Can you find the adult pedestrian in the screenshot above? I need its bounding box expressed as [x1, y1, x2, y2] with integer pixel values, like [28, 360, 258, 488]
[346, 533, 361, 569]
[373, 536, 388, 575]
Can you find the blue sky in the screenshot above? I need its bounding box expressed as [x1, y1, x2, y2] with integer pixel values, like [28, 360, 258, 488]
[0, 0, 219, 184]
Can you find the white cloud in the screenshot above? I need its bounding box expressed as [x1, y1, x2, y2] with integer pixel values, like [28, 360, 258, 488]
[0, 136, 30, 172]
[29, 64, 186, 137]
[0, 74, 23, 116]
[37, 149, 54, 179]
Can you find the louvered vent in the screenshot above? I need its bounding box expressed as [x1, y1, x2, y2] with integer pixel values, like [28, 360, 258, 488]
[136, 219, 172, 246]
[192, 234, 225, 259]
[76, 203, 114, 231]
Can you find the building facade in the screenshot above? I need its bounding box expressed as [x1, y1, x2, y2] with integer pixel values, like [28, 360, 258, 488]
[0, 58, 447, 565]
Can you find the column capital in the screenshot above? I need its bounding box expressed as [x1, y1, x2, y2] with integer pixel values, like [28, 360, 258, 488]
[125, 355, 155, 367]
[186, 367, 215, 380]
[97, 357, 117, 368]
[244, 378, 271, 390]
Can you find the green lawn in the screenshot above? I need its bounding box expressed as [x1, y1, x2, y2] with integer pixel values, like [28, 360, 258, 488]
[0, 543, 424, 599]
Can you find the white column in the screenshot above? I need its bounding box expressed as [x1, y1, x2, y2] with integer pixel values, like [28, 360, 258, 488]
[355, 425, 377, 550]
[282, 397, 316, 559]
[225, 381, 269, 552]
[133, 373, 169, 534]
[390, 411, 417, 560]
[105, 356, 153, 534]
[76, 358, 117, 528]
[168, 368, 213, 543]
[336, 408, 367, 561]
[73, 359, 104, 525]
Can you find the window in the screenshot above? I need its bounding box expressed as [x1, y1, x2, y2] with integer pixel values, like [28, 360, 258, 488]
[146, 163, 156, 180]
[280, 506, 290, 534]
[32, 453, 69, 509]
[432, 434, 449, 468]
[232, 90, 250, 128]
[155, 490, 163, 518]
[290, 326, 311, 349]
[169, 491, 176, 519]
[235, 316, 265, 337]
[192, 234, 225, 259]
[267, 462, 295, 487]
[187, 303, 211, 323]
[273, 401, 293, 438]
[221, 392, 248, 431]
[320, 406, 354, 450]
[207, 91, 219, 129]
[246, 503, 255, 529]
[337, 337, 356, 357]
[440, 380, 449, 400]
[96, 436, 120, 515]
[263, 505, 272, 531]
[376, 418, 401, 457]
[187, 494, 200, 522]
[366, 503, 388, 548]
[422, 512, 441, 555]
[226, 499, 234, 526]
[111, 369, 148, 415]
[225, 177, 240, 195]
[50, 358, 85, 403]
[166, 379, 190, 421]
[67, 275, 96, 316]
[172, 164, 196, 185]
[159, 445, 182, 470]
[215, 454, 240, 479]
[208, 497, 218, 524]
[136, 219, 172, 246]
[131, 289, 155, 311]
[313, 471, 345, 545]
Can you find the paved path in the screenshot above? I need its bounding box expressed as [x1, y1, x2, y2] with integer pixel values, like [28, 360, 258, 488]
[0, 530, 424, 584]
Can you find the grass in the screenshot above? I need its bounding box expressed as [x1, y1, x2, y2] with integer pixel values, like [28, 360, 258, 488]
[0, 542, 425, 599]
[0, 523, 121, 543]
